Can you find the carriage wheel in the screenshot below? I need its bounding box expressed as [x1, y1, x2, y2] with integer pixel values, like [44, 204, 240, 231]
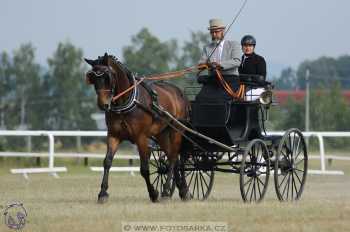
[274, 128, 308, 201]
[149, 144, 176, 197]
[181, 153, 215, 200]
[240, 139, 270, 203]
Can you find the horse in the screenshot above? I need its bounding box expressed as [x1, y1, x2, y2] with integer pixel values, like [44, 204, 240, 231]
[84, 53, 191, 202]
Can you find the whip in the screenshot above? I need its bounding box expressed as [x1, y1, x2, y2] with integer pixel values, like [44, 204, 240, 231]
[207, 0, 249, 62]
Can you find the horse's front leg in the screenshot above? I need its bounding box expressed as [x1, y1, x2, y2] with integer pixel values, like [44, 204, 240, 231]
[98, 135, 119, 204]
[138, 138, 159, 202]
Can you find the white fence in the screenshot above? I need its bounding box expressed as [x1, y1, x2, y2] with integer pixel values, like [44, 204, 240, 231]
[0, 130, 349, 178]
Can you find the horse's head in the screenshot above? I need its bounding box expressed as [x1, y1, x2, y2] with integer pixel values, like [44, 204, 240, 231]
[85, 53, 128, 111]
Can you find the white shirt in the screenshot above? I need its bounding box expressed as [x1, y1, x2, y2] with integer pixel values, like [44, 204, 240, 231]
[211, 40, 225, 63]
[217, 40, 225, 63]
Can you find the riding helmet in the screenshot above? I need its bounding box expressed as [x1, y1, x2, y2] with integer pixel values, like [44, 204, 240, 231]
[241, 35, 256, 46]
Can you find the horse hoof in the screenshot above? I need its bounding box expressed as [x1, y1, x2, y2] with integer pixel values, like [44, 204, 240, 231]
[180, 190, 192, 201]
[161, 190, 172, 199]
[97, 192, 109, 204]
[150, 190, 159, 203]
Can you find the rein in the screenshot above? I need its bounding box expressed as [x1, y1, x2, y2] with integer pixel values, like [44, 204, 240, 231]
[111, 64, 245, 103]
[215, 68, 245, 100]
[111, 64, 208, 102]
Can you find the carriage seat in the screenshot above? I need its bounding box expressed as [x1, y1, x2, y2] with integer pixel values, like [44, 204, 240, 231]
[190, 100, 263, 145]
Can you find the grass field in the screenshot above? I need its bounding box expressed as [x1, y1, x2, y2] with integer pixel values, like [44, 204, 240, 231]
[0, 159, 349, 232]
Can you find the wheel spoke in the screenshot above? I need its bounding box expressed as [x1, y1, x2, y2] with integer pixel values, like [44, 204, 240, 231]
[152, 153, 160, 167]
[191, 172, 197, 197]
[288, 134, 292, 154]
[278, 172, 289, 188]
[199, 171, 210, 189]
[245, 176, 253, 199]
[292, 172, 299, 199]
[149, 170, 158, 176]
[256, 177, 262, 198]
[293, 170, 302, 185]
[249, 179, 255, 202]
[203, 171, 212, 178]
[291, 172, 294, 199]
[155, 175, 160, 190]
[257, 176, 265, 186]
[294, 137, 301, 159]
[187, 171, 195, 187]
[149, 160, 158, 168]
[295, 148, 303, 162]
[196, 172, 200, 199]
[281, 148, 291, 162]
[244, 177, 253, 187]
[282, 172, 291, 198]
[160, 173, 164, 192]
[292, 132, 296, 156]
[152, 175, 159, 185]
[253, 178, 257, 201]
[295, 158, 305, 166]
[185, 169, 193, 177]
[199, 172, 205, 199]
[286, 172, 291, 200]
[294, 168, 305, 173]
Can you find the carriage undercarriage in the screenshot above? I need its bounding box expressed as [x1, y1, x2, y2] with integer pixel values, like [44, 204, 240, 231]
[150, 129, 308, 203]
[149, 76, 308, 203]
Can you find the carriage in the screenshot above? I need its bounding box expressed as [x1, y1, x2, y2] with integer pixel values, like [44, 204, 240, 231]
[85, 54, 307, 203]
[148, 74, 308, 202]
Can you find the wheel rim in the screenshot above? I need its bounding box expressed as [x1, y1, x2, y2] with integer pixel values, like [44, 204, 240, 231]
[182, 153, 214, 200]
[240, 139, 270, 203]
[274, 129, 308, 201]
[149, 147, 175, 197]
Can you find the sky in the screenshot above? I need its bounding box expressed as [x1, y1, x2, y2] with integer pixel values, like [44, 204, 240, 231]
[1, 0, 349, 77]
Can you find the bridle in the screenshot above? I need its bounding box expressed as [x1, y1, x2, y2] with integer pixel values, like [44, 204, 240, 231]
[87, 60, 138, 113]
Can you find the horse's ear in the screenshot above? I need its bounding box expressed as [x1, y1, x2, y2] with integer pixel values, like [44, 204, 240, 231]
[84, 58, 95, 66]
[102, 53, 109, 65]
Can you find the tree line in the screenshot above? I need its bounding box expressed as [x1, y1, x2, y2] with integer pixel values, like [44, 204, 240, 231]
[1, 27, 350, 136]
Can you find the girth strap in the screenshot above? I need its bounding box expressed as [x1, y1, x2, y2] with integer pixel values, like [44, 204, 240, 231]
[139, 80, 159, 108]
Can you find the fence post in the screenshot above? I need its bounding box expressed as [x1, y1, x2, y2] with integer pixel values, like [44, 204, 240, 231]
[48, 133, 55, 169]
[317, 133, 326, 172]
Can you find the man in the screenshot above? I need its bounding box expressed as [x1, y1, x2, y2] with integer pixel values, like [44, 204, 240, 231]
[196, 19, 241, 101]
[239, 35, 266, 79]
[198, 18, 241, 76]
[239, 35, 267, 101]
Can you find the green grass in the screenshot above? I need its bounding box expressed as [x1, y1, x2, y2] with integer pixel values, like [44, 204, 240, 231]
[0, 162, 349, 232]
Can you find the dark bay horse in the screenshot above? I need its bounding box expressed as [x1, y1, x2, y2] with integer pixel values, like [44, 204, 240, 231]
[85, 53, 190, 202]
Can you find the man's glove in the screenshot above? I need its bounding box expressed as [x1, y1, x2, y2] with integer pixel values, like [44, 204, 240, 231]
[197, 63, 208, 70]
[209, 62, 222, 70]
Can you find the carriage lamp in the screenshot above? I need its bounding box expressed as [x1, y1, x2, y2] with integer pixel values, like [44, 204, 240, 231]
[259, 90, 273, 105]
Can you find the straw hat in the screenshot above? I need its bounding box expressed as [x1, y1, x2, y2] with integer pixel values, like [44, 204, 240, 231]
[208, 18, 226, 30]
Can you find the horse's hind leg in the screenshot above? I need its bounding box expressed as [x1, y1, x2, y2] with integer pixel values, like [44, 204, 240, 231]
[174, 158, 192, 201]
[98, 135, 119, 204]
[157, 130, 184, 199]
[161, 156, 175, 199]
[138, 138, 159, 202]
